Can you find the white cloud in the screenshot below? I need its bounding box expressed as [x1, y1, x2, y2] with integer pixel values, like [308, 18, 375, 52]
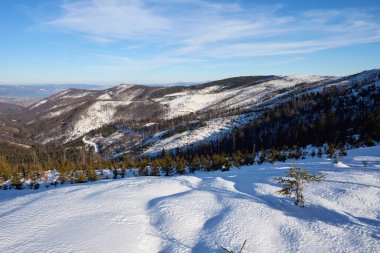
[46, 0, 169, 42]
[45, 0, 380, 59]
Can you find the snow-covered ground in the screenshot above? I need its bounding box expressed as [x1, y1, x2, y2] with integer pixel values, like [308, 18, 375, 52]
[1, 146, 379, 253]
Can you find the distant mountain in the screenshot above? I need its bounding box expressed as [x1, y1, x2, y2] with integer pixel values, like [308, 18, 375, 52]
[0, 84, 109, 99]
[1, 69, 379, 158]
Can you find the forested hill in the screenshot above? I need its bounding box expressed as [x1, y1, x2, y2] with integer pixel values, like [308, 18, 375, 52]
[0, 69, 379, 166]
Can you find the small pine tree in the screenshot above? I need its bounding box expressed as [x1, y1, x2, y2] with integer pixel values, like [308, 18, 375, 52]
[258, 148, 266, 165]
[87, 165, 99, 182]
[327, 143, 335, 157]
[162, 155, 174, 176]
[175, 157, 187, 175]
[120, 167, 126, 178]
[0, 155, 12, 182]
[75, 171, 88, 183]
[244, 153, 255, 165]
[317, 147, 323, 158]
[267, 149, 277, 163]
[311, 149, 316, 158]
[112, 166, 118, 179]
[190, 155, 201, 173]
[274, 165, 325, 207]
[338, 146, 347, 157]
[58, 171, 68, 184]
[222, 157, 232, 171]
[11, 172, 23, 190]
[232, 151, 243, 168]
[327, 143, 338, 163]
[150, 160, 160, 176]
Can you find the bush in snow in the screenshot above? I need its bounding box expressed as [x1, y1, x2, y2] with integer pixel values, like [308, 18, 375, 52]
[220, 239, 247, 253]
[274, 165, 325, 207]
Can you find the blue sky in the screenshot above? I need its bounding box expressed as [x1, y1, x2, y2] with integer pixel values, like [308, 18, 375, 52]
[1, 0, 380, 85]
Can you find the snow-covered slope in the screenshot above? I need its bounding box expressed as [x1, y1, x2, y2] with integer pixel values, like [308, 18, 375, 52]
[155, 75, 332, 119]
[143, 113, 257, 156]
[1, 146, 379, 253]
[8, 69, 380, 147]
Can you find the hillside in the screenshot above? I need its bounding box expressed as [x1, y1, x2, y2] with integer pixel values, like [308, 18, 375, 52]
[0, 69, 379, 160]
[1, 145, 379, 253]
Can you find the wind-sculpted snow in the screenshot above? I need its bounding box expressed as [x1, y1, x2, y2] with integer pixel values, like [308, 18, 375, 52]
[1, 146, 380, 252]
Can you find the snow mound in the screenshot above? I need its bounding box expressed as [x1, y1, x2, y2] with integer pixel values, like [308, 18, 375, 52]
[335, 161, 350, 168]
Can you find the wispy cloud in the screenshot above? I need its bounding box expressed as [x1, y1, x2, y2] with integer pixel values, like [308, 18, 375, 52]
[46, 0, 169, 41]
[44, 1, 380, 63]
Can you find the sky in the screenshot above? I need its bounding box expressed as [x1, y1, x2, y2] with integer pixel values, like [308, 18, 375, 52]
[1, 0, 380, 85]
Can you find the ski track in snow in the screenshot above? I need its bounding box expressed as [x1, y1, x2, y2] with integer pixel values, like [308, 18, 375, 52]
[1, 146, 380, 253]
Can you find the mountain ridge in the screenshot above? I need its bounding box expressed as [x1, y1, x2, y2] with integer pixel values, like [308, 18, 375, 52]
[1, 69, 379, 158]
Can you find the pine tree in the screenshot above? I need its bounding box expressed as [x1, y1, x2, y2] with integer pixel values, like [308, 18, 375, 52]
[243, 152, 255, 165]
[190, 155, 201, 173]
[161, 154, 174, 176]
[86, 164, 98, 182]
[138, 158, 149, 176]
[75, 171, 88, 183]
[274, 165, 325, 207]
[112, 166, 119, 179]
[120, 167, 127, 178]
[175, 157, 187, 175]
[0, 155, 12, 182]
[267, 149, 277, 163]
[11, 172, 23, 190]
[258, 148, 266, 165]
[58, 171, 68, 184]
[327, 143, 337, 163]
[338, 146, 347, 157]
[317, 147, 323, 158]
[150, 160, 160, 176]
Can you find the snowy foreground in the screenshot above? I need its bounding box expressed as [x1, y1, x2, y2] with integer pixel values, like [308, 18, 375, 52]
[1, 147, 380, 253]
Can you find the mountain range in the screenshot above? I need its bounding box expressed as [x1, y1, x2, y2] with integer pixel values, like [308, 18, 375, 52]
[1, 69, 379, 158]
